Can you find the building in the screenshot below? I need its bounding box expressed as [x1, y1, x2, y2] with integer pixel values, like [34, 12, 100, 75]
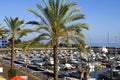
[0, 36, 7, 48]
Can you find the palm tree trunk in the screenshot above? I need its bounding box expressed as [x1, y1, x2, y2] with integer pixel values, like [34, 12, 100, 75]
[11, 36, 15, 69]
[53, 41, 58, 80]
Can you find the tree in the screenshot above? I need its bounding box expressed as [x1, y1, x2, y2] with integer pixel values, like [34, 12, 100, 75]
[0, 24, 8, 38]
[4, 16, 33, 78]
[28, 0, 89, 80]
[0, 24, 8, 48]
[0, 24, 4, 37]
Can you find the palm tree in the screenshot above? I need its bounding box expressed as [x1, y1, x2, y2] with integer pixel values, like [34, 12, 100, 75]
[28, 0, 89, 80]
[4, 16, 33, 77]
[0, 24, 8, 37]
[0, 24, 8, 49]
[0, 24, 4, 37]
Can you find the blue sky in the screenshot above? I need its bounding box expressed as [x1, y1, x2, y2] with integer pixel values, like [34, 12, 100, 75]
[0, 0, 120, 45]
[78, 0, 120, 44]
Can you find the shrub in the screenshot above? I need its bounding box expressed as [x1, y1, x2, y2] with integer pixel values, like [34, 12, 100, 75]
[8, 68, 17, 78]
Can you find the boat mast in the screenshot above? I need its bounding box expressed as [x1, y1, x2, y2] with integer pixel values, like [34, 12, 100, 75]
[115, 36, 117, 54]
[90, 38, 92, 50]
[107, 32, 110, 48]
[118, 32, 120, 48]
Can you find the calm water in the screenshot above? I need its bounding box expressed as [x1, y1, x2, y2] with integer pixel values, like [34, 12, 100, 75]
[89, 68, 109, 79]
[87, 43, 120, 48]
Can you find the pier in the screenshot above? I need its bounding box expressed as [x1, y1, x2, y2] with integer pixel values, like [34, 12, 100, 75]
[0, 47, 120, 53]
[89, 46, 120, 54]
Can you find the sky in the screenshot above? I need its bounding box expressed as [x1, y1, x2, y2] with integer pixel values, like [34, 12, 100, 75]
[0, 0, 120, 46]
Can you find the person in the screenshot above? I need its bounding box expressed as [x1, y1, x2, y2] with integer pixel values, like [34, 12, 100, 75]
[64, 57, 68, 63]
[78, 70, 82, 80]
[77, 65, 83, 80]
[25, 59, 29, 69]
[83, 72, 88, 80]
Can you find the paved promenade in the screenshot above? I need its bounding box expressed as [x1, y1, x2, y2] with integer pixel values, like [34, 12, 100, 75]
[0, 61, 44, 80]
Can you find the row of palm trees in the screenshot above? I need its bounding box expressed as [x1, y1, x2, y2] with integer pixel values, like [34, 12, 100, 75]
[0, 0, 89, 80]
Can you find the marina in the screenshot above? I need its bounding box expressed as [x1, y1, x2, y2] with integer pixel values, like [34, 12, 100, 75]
[0, 47, 120, 80]
[0, 0, 120, 80]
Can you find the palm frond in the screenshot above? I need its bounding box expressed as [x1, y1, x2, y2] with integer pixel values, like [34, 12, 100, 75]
[26, 21, 41, 25]
[60, 7, 80, 24]
[56, 0, 60, 16]
[67, 23, 89, 30]
[28, 9, 47, 25]
[59, 1, 76, 18]
[49, 0, 55, 11]
[45, 40, 53, 48]
[0, 24, 9, 36]
[25, 33, 49, 49]
[18, 29, 34, 38]
[34, 25, 50, 33]
[71, 36, 86, 52]
[4, 16, 12, 30]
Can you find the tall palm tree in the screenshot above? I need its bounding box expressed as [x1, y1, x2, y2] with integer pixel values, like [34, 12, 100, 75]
[28, 0, 89, 80]
[4, 17, 33, 77]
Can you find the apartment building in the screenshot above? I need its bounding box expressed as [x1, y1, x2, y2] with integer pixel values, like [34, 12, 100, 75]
[0, 36, 7, 48]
